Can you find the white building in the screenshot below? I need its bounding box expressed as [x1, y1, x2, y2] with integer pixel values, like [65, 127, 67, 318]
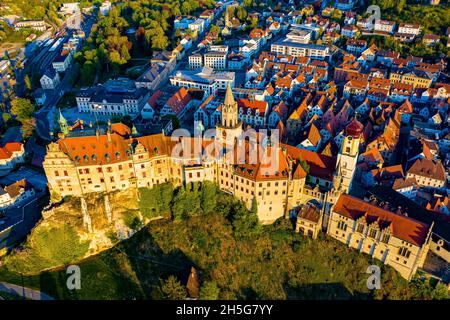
[374, 20, 396, 33]
[0, 179, 35, 210]
[189, 53, 203, 69]
[40, 67, 60, 90]
[239, 40, 259, 59]
[99, 1, 112, 16]
[52, 50, 73, 73]
[0, 142, 25, 171]
[271, 40, 329, 60]
[76, 79, 149, 117]
[188, 19, 206, 34]
[204, 51, 227, 69]
[398, 23, 421, 35]
[285, 29, 311, 44]
[209, 45, 228, 53]
[14, 20, 46, 31]
[170, 67, 235, 96]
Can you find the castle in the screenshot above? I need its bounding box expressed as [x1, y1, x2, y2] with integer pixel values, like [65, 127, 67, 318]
[44, 85, 357, 224]
[42, 86, 433, 280]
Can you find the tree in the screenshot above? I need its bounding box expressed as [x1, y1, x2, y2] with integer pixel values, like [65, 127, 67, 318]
[159, 276, 187, 300]
[181, 2, 191, 15]
[10, 98, 35, 123]
[21, 117, 36, 139]
[210, 24, 221, 35]
[24, 74, 32, 92]
[200, 181, 217, 214]
[232, 201, 261, 238]
[199, 281, 220, 300]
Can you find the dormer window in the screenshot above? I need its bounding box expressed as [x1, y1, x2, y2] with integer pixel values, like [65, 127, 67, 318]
[381, 234, 390, 243]
[115, 152, 120, 160]
[369, 228, 377, 239]
[357, 223, 364, 233]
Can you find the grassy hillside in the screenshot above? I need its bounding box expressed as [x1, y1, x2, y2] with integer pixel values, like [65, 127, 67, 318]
[0, 182, 447, 300]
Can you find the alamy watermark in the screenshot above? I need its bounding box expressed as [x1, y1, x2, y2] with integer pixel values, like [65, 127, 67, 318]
[66, 265, 81, 290]
[366, 265, 381, 290]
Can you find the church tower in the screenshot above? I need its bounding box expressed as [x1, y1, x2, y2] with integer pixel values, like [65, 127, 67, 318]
[58, 108, 69, 137]
[216, 84, 242, 146]
[333, 118, 362, 195]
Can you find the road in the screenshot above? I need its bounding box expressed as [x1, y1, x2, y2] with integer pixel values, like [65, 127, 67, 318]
[0, 282, 54, 300]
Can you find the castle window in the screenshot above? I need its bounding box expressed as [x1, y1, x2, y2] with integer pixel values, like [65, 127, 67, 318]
[369, 229, 377, 239]
[382, 234, 390, 243]
[337, 220, 347, 231]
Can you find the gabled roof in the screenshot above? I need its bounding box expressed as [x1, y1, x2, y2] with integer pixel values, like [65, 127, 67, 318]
[333, 194, 430, 247]
[165, 87, 192, 115]
[407, 158, 446, 182]
[0, 142, 23, 160]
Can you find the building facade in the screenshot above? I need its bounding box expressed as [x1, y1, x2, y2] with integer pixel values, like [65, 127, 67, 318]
[328, 194, 432, 280]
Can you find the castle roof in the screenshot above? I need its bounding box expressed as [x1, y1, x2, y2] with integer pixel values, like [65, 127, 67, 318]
[333, 194, 430, 247]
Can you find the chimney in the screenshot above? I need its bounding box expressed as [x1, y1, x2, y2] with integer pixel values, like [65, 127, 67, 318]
[107, 129, 112, 143]
[96, 129, 100, 140]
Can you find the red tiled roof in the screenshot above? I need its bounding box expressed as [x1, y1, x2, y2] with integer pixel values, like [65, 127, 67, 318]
[166, 87, 192, 116]
[0, 142, 23, 160]
[237, 98, 268, 114]
[333, 194, 430, 247]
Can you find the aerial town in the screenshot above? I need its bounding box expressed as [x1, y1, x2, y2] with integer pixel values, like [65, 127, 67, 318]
[0, 0, 449, 301]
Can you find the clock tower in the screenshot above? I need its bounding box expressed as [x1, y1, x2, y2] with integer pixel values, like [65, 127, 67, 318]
[333, 118, 362, 194]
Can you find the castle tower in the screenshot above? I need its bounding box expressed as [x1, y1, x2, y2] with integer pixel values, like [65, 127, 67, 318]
[216, 84, 242, 146]
[58, 108, 69, 137]
[333, 118, 362, 195]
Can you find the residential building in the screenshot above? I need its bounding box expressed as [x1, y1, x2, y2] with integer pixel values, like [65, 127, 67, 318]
[398, 23, 421, 36]
[40, 67, 60, 90]
[406, 158, 446, 189]
[14, 20, 46, 31]
[76, 79, 149, 117]
[293, 203, 323, 239]
[52, 50, 72, 73]
[374, 20, 395, 34]
[204, 51, 227, 69]
[0, 180, 35, 210]
[271, 40, 329, 60]
[170, 67, 235, 96]
[0, 142, 25, 171]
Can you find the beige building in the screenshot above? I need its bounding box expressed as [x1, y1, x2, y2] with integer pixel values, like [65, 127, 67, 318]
[44, 86, 358, 224]
[328, 194, 433, 280]
[293, 202, 323, 239]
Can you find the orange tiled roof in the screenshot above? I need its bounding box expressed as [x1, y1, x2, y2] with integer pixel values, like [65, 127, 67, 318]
[166, 87, 192, 115]
[333, 194, 430, 247]
[407, 158, 446, 182]
[237, 98, 268, 114]
[0, 142, 23, 160]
